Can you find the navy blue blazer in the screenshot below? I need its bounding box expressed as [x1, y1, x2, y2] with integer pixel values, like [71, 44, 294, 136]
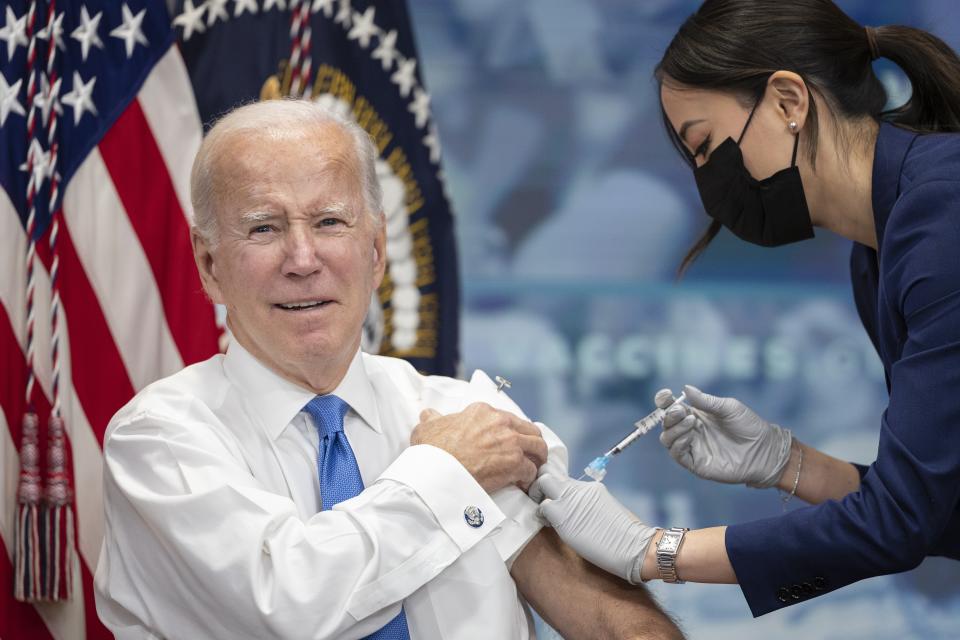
[724, 123, 960, 617]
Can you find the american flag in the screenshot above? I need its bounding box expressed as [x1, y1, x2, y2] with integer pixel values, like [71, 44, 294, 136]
[1, 1, 219, 636]
[1, 1, 457, 637]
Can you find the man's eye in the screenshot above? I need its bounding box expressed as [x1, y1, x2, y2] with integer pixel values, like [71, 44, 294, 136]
[251, 224, 274, 234]
[319, 218, 342, 227]
[695, 135, 712, 158]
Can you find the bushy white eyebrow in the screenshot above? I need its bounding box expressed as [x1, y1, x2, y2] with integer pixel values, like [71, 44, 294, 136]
[317, 201, 348, 216]
[238, 211, 275, 225]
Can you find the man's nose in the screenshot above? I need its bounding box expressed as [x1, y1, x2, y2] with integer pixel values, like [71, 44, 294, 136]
[281, 228, 322, 277]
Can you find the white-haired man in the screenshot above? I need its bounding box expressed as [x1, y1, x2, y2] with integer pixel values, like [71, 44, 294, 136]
[94, 100, 681, 639]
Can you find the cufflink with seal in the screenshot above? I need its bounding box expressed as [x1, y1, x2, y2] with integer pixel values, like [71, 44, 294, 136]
[463, 505, 484, 528]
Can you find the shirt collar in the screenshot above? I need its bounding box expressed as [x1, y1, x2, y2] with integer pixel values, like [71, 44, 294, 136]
[222, 340, 383, 441]
[871, 122, 919, 252]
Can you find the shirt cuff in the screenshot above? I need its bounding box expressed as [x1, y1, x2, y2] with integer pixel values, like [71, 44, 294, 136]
[377, 444, 506, 553]
[851, 462, 870, 481]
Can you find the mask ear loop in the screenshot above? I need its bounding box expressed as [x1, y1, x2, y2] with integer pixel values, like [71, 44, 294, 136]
[736, 100, 761, 145]
[789, 129, 800, 167]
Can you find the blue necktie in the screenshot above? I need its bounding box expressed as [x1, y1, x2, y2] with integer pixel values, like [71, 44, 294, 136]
[304, 395, 411, 640]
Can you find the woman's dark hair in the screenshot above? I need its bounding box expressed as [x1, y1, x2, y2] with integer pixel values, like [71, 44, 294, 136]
[656, 0, 960, 275]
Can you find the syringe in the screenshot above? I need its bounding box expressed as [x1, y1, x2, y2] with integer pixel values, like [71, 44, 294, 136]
[578, 392, 687, 482]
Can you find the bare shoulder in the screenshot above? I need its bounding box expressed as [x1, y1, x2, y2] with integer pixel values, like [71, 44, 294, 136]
[511, 529, 685, 640]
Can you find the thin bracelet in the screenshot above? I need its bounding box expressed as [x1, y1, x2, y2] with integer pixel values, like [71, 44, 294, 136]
[780, 444, 803, 512]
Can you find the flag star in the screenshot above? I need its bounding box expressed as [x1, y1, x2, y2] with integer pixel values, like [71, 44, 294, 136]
[234, 0, 260, 17]
[391, 56, 417, 98]
[334, 0, 351, 27]
[71, 6, 104, 62]
[37, 11, 66, 52]
[34, 73, 62, 127]
[408, 87, 431, 129]
[20, 140, 53, 194]
[263, 0, 286, 11]
[0, 72, 25, 126]
[0, 6, 28, 60]
[347, 7, 377, 48]
[61, 71, 98, 125]
[312, 0, 335, 17]
[173, 1, 207, 41]
[205, 0, 230, 26]
[372, 29, 398, 71]
[110, 4, 149, 59]
[423, 124, 441, 164]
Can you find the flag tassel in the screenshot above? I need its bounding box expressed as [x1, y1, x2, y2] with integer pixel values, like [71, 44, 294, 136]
[43, 413, 75, 601]
[14, 412, 42, 601]
[14, 412, 75, 602]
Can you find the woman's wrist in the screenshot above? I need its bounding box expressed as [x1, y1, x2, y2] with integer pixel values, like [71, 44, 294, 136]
[776, 439, 804, 492]
[641, 527, 738, 584]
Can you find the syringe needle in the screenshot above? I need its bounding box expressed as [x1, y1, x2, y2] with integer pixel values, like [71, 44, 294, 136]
[579, 391, 688, 483]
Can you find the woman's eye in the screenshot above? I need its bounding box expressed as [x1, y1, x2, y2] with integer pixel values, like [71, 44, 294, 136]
[695, 135, 711, 158]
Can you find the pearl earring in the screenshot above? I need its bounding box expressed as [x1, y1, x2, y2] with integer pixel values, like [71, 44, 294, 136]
[789, 121, 798, 132]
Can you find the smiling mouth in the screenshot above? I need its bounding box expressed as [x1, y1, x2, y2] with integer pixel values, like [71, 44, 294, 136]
[274, 300, 333, 311]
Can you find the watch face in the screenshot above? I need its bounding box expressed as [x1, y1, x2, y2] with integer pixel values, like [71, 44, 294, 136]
[659, 534, 680, 552]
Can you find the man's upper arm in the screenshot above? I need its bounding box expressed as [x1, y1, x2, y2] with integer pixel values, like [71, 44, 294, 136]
[510, 528, 683, 640]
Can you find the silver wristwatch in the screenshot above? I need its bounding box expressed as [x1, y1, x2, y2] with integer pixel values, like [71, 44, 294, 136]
[655, 527, 689, 583]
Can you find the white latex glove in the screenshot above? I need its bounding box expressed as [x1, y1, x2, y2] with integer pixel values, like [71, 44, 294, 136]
[655, 385, 792, 488]
[534, 473, 656, 584]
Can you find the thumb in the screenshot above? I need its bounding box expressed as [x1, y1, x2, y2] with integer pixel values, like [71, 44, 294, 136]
[683, 385, 733, 418]
[538, 497, 563, 527]
[654, 388, 675, 410]
[419, 408, 442, 422]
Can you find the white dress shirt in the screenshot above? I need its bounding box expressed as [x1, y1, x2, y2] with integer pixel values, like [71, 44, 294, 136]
[95, 340, 567, 639]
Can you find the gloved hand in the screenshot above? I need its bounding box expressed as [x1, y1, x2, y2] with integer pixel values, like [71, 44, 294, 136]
[655, 385, 792, 488]
[533, 473, 656, 584]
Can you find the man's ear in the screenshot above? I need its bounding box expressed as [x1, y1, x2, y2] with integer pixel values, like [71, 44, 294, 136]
[372, 212, 387, 289]
[766, 70, 810, 131]
[192, 227, 225, 304]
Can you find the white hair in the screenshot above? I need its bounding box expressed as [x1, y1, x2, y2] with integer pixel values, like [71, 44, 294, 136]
[190, 99, 384, 246]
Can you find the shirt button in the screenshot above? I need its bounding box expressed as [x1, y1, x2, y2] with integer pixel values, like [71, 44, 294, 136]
[464, 506, 484, 528]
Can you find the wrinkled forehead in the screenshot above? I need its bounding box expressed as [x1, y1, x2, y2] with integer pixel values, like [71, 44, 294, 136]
[198, 125, 369, 229]
[221, 122, 356, 172]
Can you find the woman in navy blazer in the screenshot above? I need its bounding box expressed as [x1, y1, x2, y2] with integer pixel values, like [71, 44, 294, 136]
[532, 0, 960, 618]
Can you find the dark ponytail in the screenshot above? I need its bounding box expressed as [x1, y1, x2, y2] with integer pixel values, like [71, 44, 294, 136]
[657, 0, 960, 275]
[872, 25, 960, 133]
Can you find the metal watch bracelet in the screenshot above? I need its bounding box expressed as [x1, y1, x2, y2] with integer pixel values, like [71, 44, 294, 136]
[655, 527, 690, 584]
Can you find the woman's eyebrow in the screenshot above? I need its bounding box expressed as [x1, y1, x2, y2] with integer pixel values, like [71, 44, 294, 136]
[679, 119, 707, 143]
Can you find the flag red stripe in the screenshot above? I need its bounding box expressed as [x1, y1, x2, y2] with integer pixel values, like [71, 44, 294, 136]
[0, 538, 54, 640]
[0, 311, 28, 443]
[34, 219, 135, 444]
[79, 555, 113, 640]
[98, 99, 219, 366]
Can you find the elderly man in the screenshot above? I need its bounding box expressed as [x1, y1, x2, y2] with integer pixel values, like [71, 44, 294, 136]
[94, 100, 681, 639]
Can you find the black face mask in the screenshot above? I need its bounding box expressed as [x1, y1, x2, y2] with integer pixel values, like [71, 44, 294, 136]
[692, 101, 815, 247]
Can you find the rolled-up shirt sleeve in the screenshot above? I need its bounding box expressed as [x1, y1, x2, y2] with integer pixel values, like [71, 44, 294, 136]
[96, 412, 506, 639]
[725, 180, 960, 617]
